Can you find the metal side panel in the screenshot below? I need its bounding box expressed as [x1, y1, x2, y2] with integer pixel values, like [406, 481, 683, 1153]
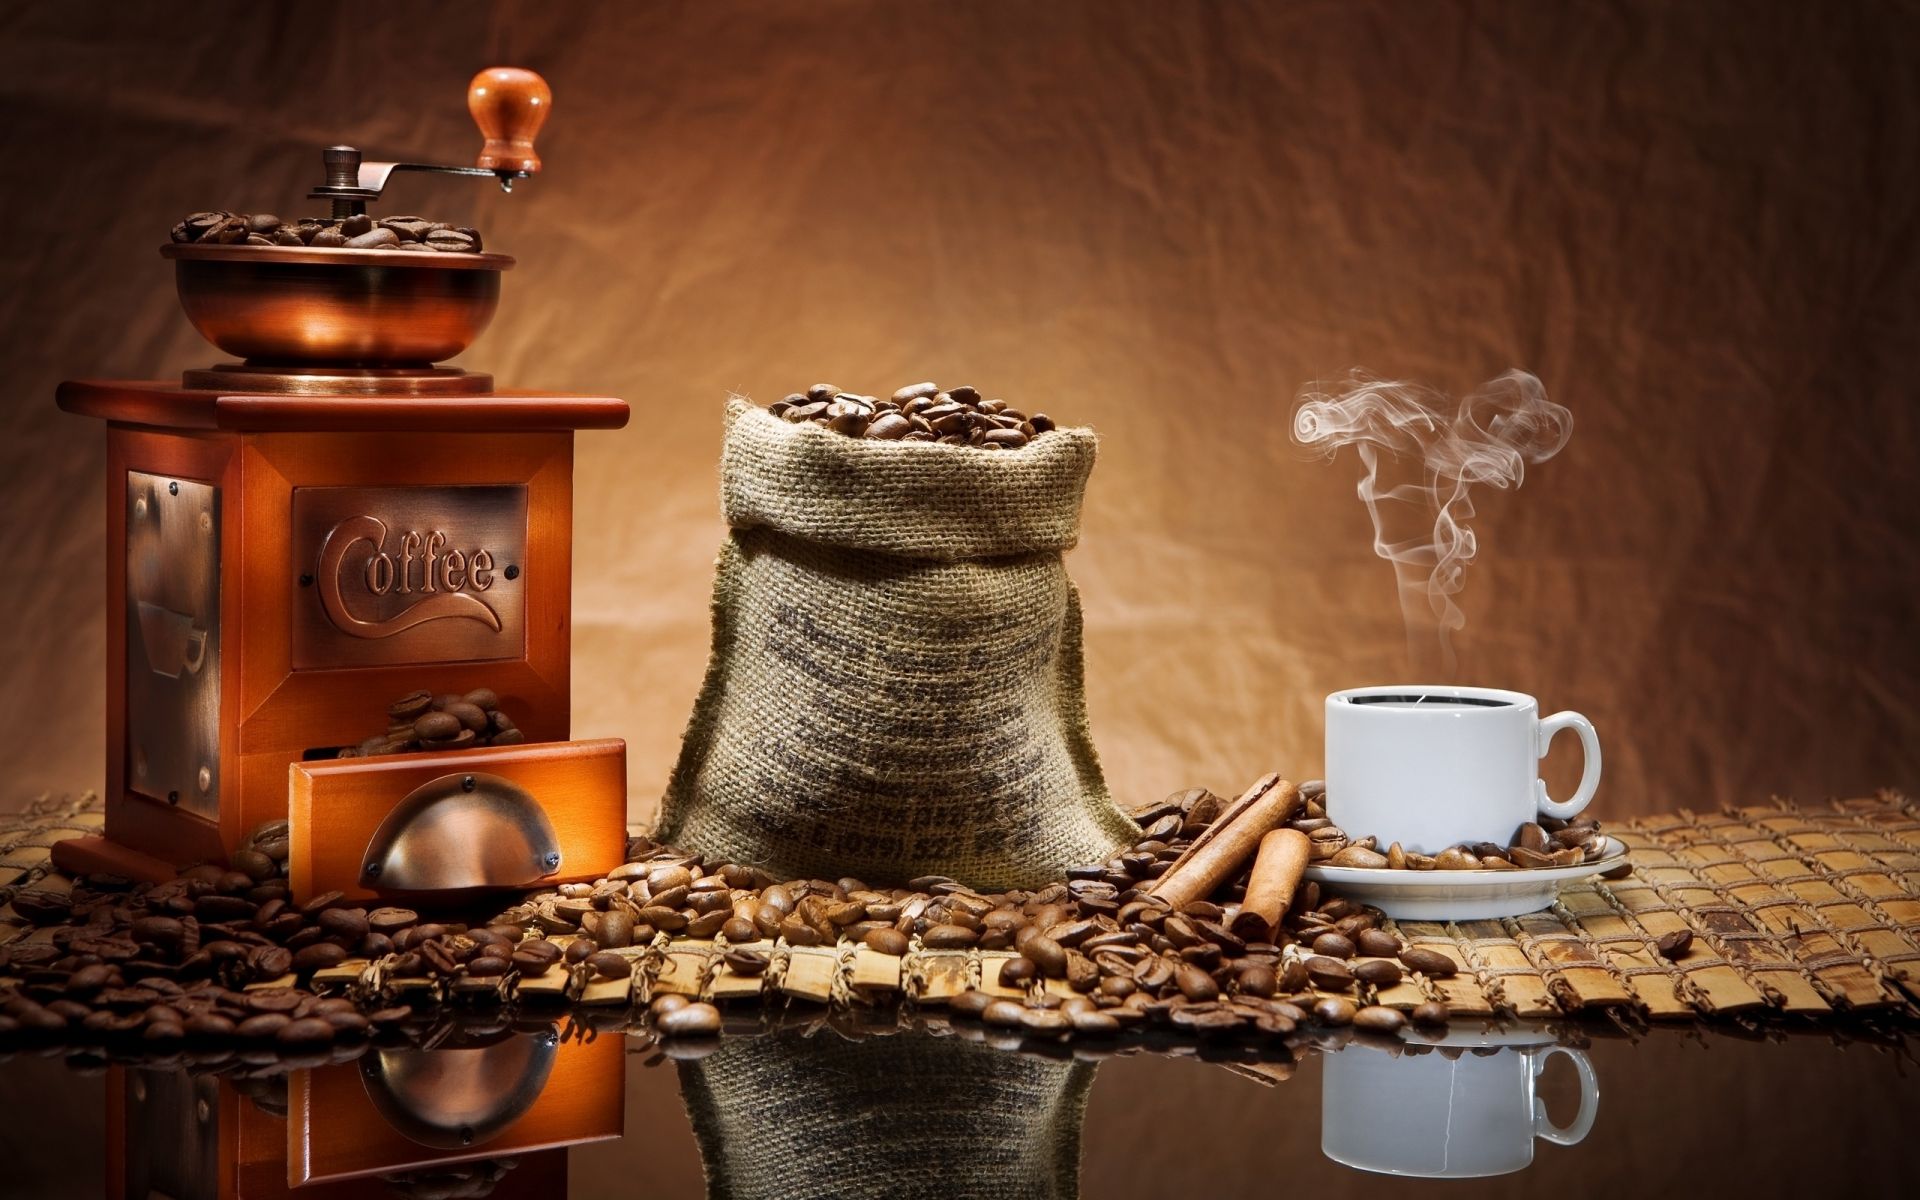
[126, 471, 221, 819]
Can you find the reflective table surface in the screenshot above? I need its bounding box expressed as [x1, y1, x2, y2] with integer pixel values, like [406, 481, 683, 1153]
[0, 1015, 1910, 1198]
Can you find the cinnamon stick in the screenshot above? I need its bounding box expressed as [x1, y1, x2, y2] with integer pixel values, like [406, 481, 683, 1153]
[1148, 774, 1301, 909]
[1228, 828, 1312, 942]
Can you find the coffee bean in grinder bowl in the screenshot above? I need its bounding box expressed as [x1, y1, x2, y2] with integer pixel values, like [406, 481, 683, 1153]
[160, 67, 549, 390]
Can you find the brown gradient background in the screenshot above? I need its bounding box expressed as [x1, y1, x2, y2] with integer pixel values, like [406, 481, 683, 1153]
[2, 0, 1916, 824]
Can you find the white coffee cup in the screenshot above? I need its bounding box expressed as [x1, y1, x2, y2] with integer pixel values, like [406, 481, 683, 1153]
[1322, 1040, 1600, 1177]
[1324, 685, 1600, 855]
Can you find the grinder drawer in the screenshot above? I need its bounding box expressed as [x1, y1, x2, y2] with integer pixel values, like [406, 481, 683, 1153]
[288, 738, 627, 903]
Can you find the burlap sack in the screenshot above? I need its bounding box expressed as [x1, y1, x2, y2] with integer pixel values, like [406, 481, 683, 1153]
[678, 1029, 1093, 1200]
[658, 399, 1137, 891]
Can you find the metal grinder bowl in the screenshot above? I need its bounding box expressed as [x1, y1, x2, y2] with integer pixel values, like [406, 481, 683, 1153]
[162, 242, 515, 367]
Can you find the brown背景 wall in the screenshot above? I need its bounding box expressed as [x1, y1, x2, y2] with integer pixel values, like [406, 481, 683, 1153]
[1, 1, 1915, 823]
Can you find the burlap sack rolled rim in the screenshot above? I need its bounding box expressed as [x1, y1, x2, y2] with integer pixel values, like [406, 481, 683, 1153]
[722, 397, 1098, 560]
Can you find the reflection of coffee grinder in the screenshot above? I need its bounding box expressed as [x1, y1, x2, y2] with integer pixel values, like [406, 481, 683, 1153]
[108, 1022, 622, 1198]
[56, 69, 628, 898]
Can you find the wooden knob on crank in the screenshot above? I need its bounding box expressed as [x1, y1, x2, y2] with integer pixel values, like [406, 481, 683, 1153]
[469, 67, 551, 174]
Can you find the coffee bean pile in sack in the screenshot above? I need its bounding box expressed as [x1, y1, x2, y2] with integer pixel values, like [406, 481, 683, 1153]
[658, 396, 1138, 892]
[678, 1025, 1091, 1200]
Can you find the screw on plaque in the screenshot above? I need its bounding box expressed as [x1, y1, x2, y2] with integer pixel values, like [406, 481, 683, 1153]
[462, 775, 477, 792]
[364, 861, 382, 879]
[543, 851, 561, 870]
[504, 564, 520, 580]
[168, 481, 179, 495]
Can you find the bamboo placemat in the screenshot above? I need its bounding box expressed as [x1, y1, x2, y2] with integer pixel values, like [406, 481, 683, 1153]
[5, 790, 1918, 1026]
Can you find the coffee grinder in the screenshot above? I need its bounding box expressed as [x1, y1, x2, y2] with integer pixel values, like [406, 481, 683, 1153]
[55, 68, 629, 902]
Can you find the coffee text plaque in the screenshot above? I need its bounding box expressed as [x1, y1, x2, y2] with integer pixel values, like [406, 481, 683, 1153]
[290, 485, 527, 669]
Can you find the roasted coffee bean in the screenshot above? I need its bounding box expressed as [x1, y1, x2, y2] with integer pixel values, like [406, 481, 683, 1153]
[1312, 996, 1357, 1026]
[922, 924, 978, 949]
[586, 952, 631, 979]
[1174, 962, 1220, 1002]
[236, 1013, 291, 1040]
[1238, 964, 1278, 998]
[318, 908, 369, 940]
[1354, 959, 1404, 987]
[722, 917, 759, 944]
[1656, 928, 1694, 960]
[564, 939, 598, 964]
[467, 955, 510, 977]
[276, 1017, 334, 1047]
[183, 1012, 236, 1038]
[1410, 1000, 1451, 1027]
[1398, 947, 1459, 979]
[765, 382, 1058, 446]
[130, 916, 184, 946]
[389, 690, 434, 719]
[1355, 928, 1402, 958]
[367, 907, 418, 934]
[1311, 932, 1356, 960]
[194, 894, 255, 923]
[413, 711, 461, 740]
[291, 943, 347, 973]
[864, 927, 910, 956]
[512, 950, 556, 975]
[1353, 1004, 1408, 1033]
[251, 947, 293, 977]
[231, 849, 276, 882]
[1305, 956, 1354, 990]
[722, 950, 769, 975]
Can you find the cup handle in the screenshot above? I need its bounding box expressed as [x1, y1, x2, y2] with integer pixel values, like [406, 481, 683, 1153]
[1532, 1046, 1599, 1146]
[1535, 711, 1601, 821]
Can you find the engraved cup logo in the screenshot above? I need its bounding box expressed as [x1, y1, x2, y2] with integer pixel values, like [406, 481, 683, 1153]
[317, 515, 506, 639]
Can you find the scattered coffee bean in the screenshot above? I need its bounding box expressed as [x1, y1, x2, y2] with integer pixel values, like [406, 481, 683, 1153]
[1398, 947, 1459, 979]
[1353, 1005, 1408, 1033]
[1655, 928, 1694, 960]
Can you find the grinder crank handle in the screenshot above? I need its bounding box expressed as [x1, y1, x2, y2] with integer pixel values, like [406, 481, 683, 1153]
[470, 67, 551, 175]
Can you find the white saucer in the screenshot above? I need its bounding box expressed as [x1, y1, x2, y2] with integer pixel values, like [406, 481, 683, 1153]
[1301, 836, 1629, 920]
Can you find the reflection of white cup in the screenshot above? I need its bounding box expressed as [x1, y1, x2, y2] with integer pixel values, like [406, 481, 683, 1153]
[1325, 685, 1601, 854]
[1322, 1042, 1599, 1178]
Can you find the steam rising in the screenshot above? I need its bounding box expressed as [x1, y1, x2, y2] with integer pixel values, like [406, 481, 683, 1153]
[1292, 370, 1572, 673]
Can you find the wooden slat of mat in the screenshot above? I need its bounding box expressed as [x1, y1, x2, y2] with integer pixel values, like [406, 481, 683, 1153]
[1551, 885, 1696, 1018]
[653, 941, 716, 998]
[1447, 919, 1558, 1017]
[1618, 822, 1828, 1014]
[978, 950, 1026, 998]
[910, 950, 972, 1004]
[779, 945, 841, 1003]
[1678, 810, 1896, 1011]
[709, 938, 776, 1002]
[1749, 800, 1920, 1009]
[1595, 874, 1769, 1016]
[1502, 904, 1636, 1014]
